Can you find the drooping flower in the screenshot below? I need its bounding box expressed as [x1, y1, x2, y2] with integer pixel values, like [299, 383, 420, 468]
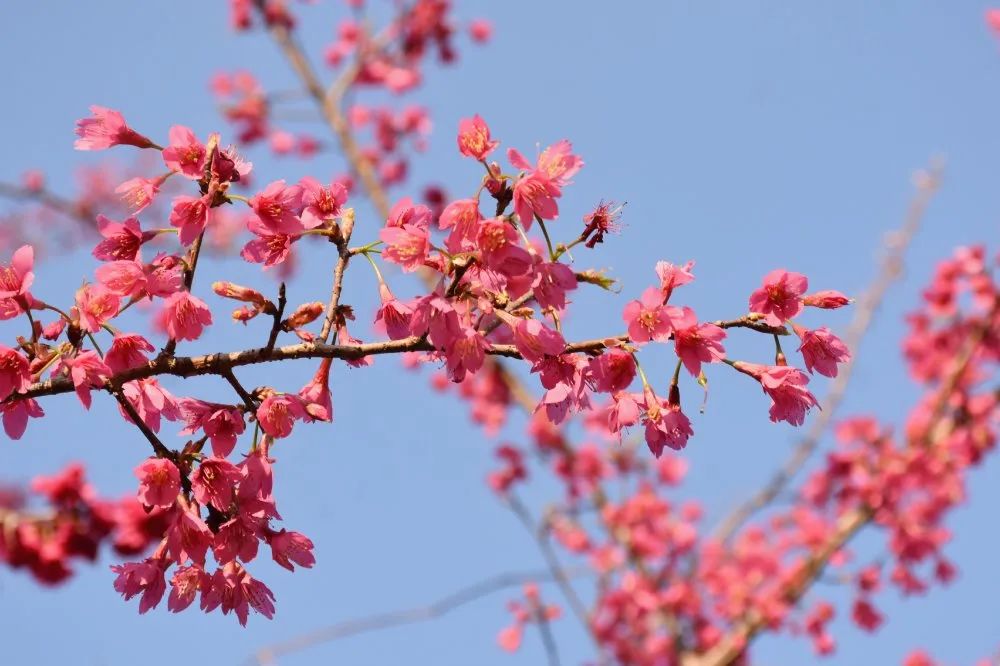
[457, 115, 499, 160]
[794, 325, 851, 378]
[511, 318, 566, 363]
[268, 529, 316, 571]
[119, 378, 180, 432]
[803, 290, 851, 310]
[115, 176, 166, 214]
[476, 217, 532, 277]
[110, 559, 166, 613]
[581, 200, 623, 248]
[177, 398, 246, 458]
[161, 125, 207, 178]
[74, 106, 155, 151]
[2, 397, 43, 439]
[734, 361, 819, 426]
[241, 217, 297, 268]
[533, 261, 577, 311]
[380, 223, 430, 272]
[134, 458, 181, 508]
[59, 351, 112, 409]
[160, 292, 213, 341]
[191, 457, 241, 511]
[298, 358, 333, 422]
[375, 285, 414, 340]
[445, 328, 489, 382]
[589, 348, 636, 394]
[748, 269, 808, 327]
[168, 565, 208, 613]
[95, 260, 146, 298]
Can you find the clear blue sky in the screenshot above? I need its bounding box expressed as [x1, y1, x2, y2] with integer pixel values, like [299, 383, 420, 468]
[0, 2, 998, 665]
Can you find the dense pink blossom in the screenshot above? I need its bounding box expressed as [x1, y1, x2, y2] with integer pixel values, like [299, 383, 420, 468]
[748, 269, 809, 326]
[476, 217, 531, 276]
[134, 458, 181, 508]
[511, 171, 560, 228]
[241, 217, 297, 268]
[119, 378, 180, 433]
[74, 106, 155, 151]
[168, 565, 208, 613]
[160, 292, 213, 341]
[191, 457, 241, 511]
[95, 260, 146, 298]
[59, 351, 112, 409]
[178, 399, 246, 458]
[511, 318, 566, 363]
[380, 223, 430, 272]
[589, 348, 636, 393]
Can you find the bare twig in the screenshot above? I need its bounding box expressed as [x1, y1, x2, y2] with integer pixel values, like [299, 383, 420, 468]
[250, 566, 589, 666]
[265, 283, 287, 352]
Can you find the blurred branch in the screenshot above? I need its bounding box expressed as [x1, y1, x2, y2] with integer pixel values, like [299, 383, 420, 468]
[250, 565, 589, 665]
[710, 160, 944, 544]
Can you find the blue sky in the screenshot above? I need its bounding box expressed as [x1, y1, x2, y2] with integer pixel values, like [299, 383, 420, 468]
[0, 2, 998, 665]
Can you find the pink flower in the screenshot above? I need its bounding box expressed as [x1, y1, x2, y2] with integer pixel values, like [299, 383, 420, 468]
[468, 19, 493, 43]
[93, 216, 151, 261]
[0, 346, 31, 402]
[160, 292, 213, 341]
[623, 287, 680, 343]
[734, 361, 819, 426]
[105, 334, 155, 374]
[803, 290, 851, 309]
[191, 457, 241, 511]
[533, 261, 577, 311]
[95, 260, 146, 298]
[672, 307, 727, 376]
[110, 559, 166, 613]
[299, 177, 348, 228]
[178, 398, 246, 458]
[268, 529, 316, 571]
[169, 195, 211, 246]
[144, 254, 184, 296]
[581, 200, 623, 248]
[512, 318, 566, 363]
[476, 218, 532, 276]
[74, 106, 155, 151]
[386, 198, 432, 229]
[161, 125, 207, 178]
[257, 394, 307, 438]
[168, 565, 208, 612]
[607, 392, 642, 434]
[644, 402, 694, 457]
[298, 358, 333, 422]
[795, 325, 851, 378]
[589, 348, 636, 393]
[241, 217, 297, 268]
[457, 115, 499, 160]
[748, 269, 808, 326]
[655, 260, 695, 301]
[380, 223, 430, 272]
[375, 285, 414, 340]
[250, 180, 304, 234]
[119, 378, 180, 433]
[115, 176, 165, 214]
[509, 140, 583, 187]
[2, 398, 43, 439]
[511, 171, 560, 228]
[59, 351, 112, 409]
[0, 245, 34, 299]
[74, 285, 120, 333]
[133, 458, 181, 508]
[445, 328, 489, 382]
[440, 198, 483, 252]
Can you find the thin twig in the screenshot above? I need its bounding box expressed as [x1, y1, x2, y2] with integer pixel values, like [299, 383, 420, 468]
[219, 367, 257, 411]
[265, 283, 287, 352]
[250, 566, 589, 666]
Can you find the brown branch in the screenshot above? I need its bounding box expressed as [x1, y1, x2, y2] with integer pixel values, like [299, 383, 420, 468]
[250, 566, 590, 666]
[110, 389, 174, 460]
[710, 161, 944, 544]
[0, 181, 89, 221]
[219, 367, 257, 411]
[265, 282, 287, 352]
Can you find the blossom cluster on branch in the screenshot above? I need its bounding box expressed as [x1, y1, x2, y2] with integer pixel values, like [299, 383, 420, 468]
[0, 3, 997, 666]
